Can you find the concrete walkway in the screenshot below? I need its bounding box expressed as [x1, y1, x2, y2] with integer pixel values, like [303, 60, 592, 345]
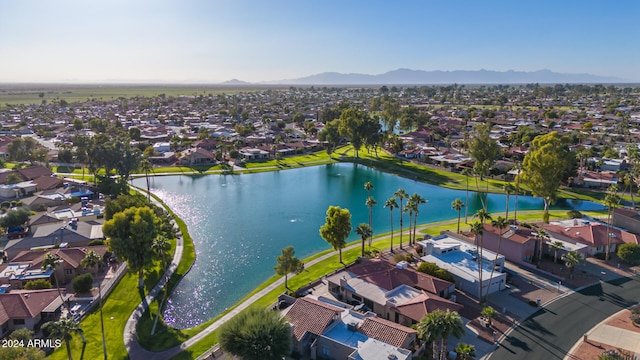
[588, 325, 640, 354]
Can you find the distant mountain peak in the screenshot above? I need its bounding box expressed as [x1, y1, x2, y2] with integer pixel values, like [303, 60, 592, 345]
[264, 68, 627, 85]
[220, 78, 251, 85]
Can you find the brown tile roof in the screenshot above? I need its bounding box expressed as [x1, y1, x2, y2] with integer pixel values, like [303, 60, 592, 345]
[0, 289, 60, 322]
[349, 259, 453, 295]
[392, 292, 463, 322]
[359, 316, 416, 348]
[285, 296, 342, 341]
[16, 166, 54, 180]
[31, 175, 63, 191]
[11, 246, 108, 270]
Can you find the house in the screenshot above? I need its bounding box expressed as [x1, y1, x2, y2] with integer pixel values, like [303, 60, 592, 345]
[613, 208, 640, 236]
[178, 147, 215, 165]
[461, 223, 539, 266]
[0, 288, 64, 337]
[418, 233, 507, 298]
[325, 260, 459, 327]
[284, 296, 417, 360]
[575, 171, 619, 188]
[542, 219, 640, 257]
[239, 148, 269, 160]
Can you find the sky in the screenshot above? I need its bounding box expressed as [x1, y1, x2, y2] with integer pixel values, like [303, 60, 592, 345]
[1, 0, 639, 83]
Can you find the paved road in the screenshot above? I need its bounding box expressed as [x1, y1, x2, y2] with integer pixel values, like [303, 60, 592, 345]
[490, 276, 640, 360]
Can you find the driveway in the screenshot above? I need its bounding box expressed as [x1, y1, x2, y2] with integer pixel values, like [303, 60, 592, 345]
[489, 276, 640, 360]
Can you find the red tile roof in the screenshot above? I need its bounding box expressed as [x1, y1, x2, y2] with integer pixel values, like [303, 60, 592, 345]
[392, 292, 463, 322]
[543, 223, 640, 247]
[0, 289, 61, 324]
[285, 297, 342, 341]
[359, 316, 416, 348]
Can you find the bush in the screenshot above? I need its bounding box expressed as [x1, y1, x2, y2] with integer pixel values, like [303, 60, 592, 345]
[618, 243, 640, 265]
[88, 240, 105, 246]
[34, 203, 48, 212]
[0, 201, 9, 209]
[72, 273, 93, 293]
[24, 279, 52, 290]
[630, 308, 640, 326]
[393, 253, 405, 263]
[593, 252, 607, 260]
[566, 210, 583, 219]
[416, 261, 455, 282]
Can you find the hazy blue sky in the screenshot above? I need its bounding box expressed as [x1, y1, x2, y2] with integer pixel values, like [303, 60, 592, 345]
[1, 0, 638, 83]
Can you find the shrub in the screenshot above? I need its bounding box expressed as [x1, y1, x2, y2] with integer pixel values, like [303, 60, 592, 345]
[24, 279, 52, 290]
[88, 240, 105, 246]
[0, 201, 9, 209]
[593, 252, 607, 260]
[35, 203, 48, 212]
[416, 262, 455, 282]
[618, 243, 640, 265]
[72, 273, 93, 293]
[393, 253, 405, 263]
[566, 210, 583, 219]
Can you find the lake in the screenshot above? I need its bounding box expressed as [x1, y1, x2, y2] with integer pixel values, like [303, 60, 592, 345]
[132, 163, 602, 328]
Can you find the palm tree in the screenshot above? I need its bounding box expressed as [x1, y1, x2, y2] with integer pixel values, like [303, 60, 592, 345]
[455, 343, 476, 360]
[42, 252, 67, 310]
[384, 197, 398, 252]
[473, 208, 492, 225]
[604, 185, 621, 261]
[503, 182, 516, 221]
[364, 181, 374, 197]
[404, 199, 415, 247]
[417, 310, 465, 360]
[473, 209, 492, 301]
[42, 318, 86, 360]
[410, 193, 427, 246]
[481, 306, 497, 327]
[451, 198, 464, 233]
[562, 250, 584, 279]
[365, 196, 377, 246]
[469, 221, 484, 300]
[549, 241, 564, 263]
[462, 168, 472, 223]
[394, 188, 409, 250]
[513, 162, 522, 223]
[534, 228, 549, 262]
[151, 235, 170, 335]
[355, 223, 372, 257]
[139, 158, 153, 202]
[80, 250, 102, 277]
[485, 216, 508, 301]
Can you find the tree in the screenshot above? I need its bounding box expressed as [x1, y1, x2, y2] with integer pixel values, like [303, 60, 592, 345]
[549, 241, 564, 263]
[468, 123, 500, 181]
[81, 250, 102, 276]
[42, 318, 86, 360]
[0, 206, 31, 229]
[469, 221, 485, 300]
[561, 250, 584, 279]
[455, 343, 476, 360]
[604, 186, 621, 261]
[365, 196, 377, 246]
[416, 310, 465, 360]
[72, 273, 93, 293]
[409, 193, 427, 246]
[394, 189, 409, 249]
[521, 132, 574, 223]
[274, 246, 304, 290]
[102, 206, 159, 289]
[72, 118, 84, 131]
[0, 329, 46, 359]
[355, 223, 372, 257]
[462, 168, 472, 223]
[502, 182, 516, 221]
[617, 243, 640, 265]
[485, 216, 508, 301]
[319, 206, 352, 264]
[139, 158, 153, 202]
[481, 306, 498, 327]
[42, 252, 67, 310]
[24, 278, 52, 290]
[451, 198, 464, 233]
[534, 228, 549, 262]
[384, 197, 398, 252]
[219, 307, 290, 360]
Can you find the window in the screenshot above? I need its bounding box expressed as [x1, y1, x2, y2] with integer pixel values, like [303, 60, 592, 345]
[364, 298, 374, 310]
[351, 294, 362, 302]
[322, 346, 330, 357]
[65, 269, 73, 276]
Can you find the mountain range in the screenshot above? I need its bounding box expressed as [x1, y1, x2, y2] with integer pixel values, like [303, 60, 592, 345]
[232, 68, 627, 85]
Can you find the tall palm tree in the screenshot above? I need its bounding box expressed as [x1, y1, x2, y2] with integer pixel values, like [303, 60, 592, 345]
[485, 216, 508, 301]
[355, 223, 372, 257]
[139, 158, 153, 202]
[417, 310, 465, 360]
[365, 196, 377, 247]
[42, 318, 86, 360]
[384, 197, 398, 252]
[462, 168, 472, 223]
[562, 250, 584, 279]
[364, 181, 374, 197]
[451, 198, 464, 233]
[503, 182, 516, 222]
[410, 193, 427, 246]
[534, 228, 549, 262]
[80, 250, 102, 277]
[42, 252, 67, 310]
[455, 343, 476, 360]
[549, 240, 564, 263]
[604, 185, 621, 261]
[473, 208, 492, 300]
[469, 221, 485, 300]
[404, 199, 415, 247]
[151, 235, 170, 335]
[513, 162, 522, 223]
[394, 188, 409, 250]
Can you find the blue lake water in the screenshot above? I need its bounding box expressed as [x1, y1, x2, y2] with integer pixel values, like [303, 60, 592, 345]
[132, 163, 602, 328]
